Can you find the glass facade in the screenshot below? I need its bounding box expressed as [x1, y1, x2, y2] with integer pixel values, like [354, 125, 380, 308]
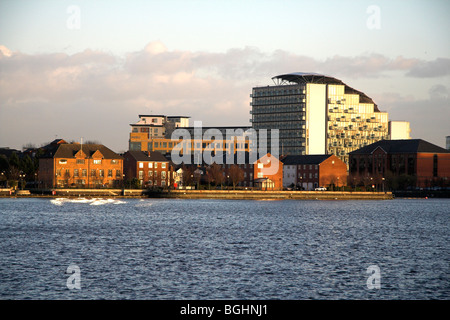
[251, 76, 389, 166]
[251, 84, 307, 155]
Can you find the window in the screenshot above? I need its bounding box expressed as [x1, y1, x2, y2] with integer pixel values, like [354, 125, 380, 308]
[99, 169, 104, 177]
[433, 154, 438, 177]
[76, 159, 85, 164]
[148, 171, 153, 177]
[59, 159, 67, 164]
[257, 172, 263, 178]
[139, 162, 144, 168]
[116, 170, 121, 178]
[111, 159, 118, 164]
[141, 128, 149, 133]
[74, 169, 79, 177]
[82, 169, 87, 177]
[161, 180, 166, 186]
[93, 159, 102, 164]
[154, 171, 158, 178]
[108, 170, 112, 177]
[90, 169, 96, 177]
[148, 162, 153, 168]
[162, 163, 166, 169]
[132, 128, 138, 132]
[130, 142, 141, 151]
[258, 163, 263, 169]
[139, 171, 144, 179]
[161, 171, 166, 179]
[154, 163, 158, 168]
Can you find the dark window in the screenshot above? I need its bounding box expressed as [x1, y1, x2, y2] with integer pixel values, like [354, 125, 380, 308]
[390, 155, 397, 173]
[398, 155, 405, 174]
[407, 155, 415, 175]
[359, 157, 366, 172]
[350, 157, 357, 174]
[130, 142, 141, 151]
[433, 154, 438, 177]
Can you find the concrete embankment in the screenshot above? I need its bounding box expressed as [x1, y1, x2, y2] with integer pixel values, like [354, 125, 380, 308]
[149, 190, 393, 200]
[0, 188, 147, 198]
[0, 188, 393, 200]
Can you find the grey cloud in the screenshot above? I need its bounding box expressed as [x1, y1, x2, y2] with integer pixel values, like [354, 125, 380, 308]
[406, 58, 450, 78]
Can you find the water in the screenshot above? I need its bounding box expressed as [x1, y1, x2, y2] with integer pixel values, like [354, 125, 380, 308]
[0, 197, 448, 300]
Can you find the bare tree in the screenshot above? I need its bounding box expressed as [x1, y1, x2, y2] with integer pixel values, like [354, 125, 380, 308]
[228, 165, 244, 190]
[182, 165, 195, 187]
[207, 163, 225, 188]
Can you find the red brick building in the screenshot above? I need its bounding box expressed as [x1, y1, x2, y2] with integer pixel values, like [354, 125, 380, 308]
[254, 153, 283, 190]
[281, 154, 347, 190]
[39, 143, 123, 188]
[348, 139, 450, 189]
[123, 151, 171, 188]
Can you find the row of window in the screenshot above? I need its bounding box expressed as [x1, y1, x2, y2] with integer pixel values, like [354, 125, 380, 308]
[253, 86, 306, 97]
[252, 96, 306, 106]
[138, 170, 167, 179]
[138, 162, 167, 169]
[252, 105, 306, 114]
[59, 159, 120, 165]
[285, 165, 319, 170]
[56, 169, 121, 178]
[132, 127, 160, 133]
[286, 173, 318, 179]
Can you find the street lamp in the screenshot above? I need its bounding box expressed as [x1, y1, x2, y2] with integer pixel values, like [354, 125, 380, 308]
[382, 177, 385, 193]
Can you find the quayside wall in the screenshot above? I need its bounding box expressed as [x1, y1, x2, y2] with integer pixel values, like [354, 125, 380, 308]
[1, 188, 393, 200]
[149, 190, 393, 200]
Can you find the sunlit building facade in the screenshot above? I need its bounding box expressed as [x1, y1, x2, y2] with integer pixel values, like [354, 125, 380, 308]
[250, 73, 389, 165]
[129, 114, 252, 156]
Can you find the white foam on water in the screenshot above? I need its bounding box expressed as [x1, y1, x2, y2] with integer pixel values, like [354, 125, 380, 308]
[50, 197, 126, 206]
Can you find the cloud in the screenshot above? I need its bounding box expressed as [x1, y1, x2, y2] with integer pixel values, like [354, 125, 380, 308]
[406, 58, 450, 78]
[0, 42, 448, 151]
[374, 85, 450, 147]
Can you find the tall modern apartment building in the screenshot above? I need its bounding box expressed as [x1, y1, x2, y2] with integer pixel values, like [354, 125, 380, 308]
[250, 73, 389, 165]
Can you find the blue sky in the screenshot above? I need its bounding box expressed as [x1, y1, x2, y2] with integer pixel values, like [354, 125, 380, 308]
[0, 0, 449, 151]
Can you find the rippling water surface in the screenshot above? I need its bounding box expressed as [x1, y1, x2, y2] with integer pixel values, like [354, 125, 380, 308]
[0, 197, 448, 299]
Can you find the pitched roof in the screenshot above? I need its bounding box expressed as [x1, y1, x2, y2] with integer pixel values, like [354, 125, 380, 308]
[45, 144, 123, 159]
[349, 139, 450, 155]
[281, 154, 332, 165]
[126, 150, 169, 162]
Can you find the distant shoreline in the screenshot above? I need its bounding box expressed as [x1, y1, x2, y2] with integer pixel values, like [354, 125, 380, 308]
[0, 188, 394, 200]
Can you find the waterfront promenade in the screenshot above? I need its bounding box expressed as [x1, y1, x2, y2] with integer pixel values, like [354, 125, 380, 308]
[0, 188, 393, 200]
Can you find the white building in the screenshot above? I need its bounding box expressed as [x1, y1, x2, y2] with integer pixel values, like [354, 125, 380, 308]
[389, 121, 411, 140]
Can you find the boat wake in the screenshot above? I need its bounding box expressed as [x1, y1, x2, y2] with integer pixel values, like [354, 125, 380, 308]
[50, 198, 126, 206]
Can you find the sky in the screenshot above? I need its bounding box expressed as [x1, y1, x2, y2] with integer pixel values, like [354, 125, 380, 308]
[0, 0, 449, 152]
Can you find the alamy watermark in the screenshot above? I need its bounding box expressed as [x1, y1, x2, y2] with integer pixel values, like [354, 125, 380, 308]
[66, 264, 81, 290]
[366, 265, 381, 289]
[366, 5, 381, 30]
[67, 5, 81, 30]
[170, 121, 280, 175]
